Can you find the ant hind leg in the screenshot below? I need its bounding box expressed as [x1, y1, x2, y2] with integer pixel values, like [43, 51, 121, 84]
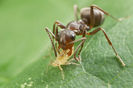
[90, 5, 128, 21]
[87, 27, 126, 66]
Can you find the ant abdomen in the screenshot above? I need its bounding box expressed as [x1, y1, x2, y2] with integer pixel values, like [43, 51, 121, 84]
[80, 7, 105, 27]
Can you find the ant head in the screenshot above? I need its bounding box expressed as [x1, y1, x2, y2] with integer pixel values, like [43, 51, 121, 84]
[57, 29, 76, 45]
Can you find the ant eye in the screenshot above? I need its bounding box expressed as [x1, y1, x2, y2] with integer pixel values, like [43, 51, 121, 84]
[86, 26, 90, 31]
[71, 34, 75, 40]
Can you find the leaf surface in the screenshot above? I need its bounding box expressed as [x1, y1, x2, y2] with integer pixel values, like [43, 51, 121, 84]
[0, 0, 133, 88]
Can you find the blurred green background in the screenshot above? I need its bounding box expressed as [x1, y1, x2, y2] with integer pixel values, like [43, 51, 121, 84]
[0, 0, 133, 88]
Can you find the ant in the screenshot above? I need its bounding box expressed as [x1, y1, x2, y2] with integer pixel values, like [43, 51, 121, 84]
[45, 4, 126, 78]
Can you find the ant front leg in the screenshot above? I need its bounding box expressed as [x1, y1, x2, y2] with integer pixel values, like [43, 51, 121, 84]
[45, 27, 57, 57]
[78, 30, 86, 57]
[68, 37, 87, 61]
[53, 21, 66, 53]
[74, 40, 86, 61]
[87, 27, 126, 66]
[90, 5, 125, 21]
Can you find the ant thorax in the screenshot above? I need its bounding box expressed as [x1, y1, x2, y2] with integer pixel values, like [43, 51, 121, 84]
[66, 20, 90, 35]
[51, 47, 74, 67]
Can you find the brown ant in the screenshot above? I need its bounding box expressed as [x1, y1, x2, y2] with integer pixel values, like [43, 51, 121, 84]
[45, 4, 126, 74]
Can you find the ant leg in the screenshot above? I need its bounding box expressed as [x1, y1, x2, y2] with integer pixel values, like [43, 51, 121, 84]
[87, 27, 125, 66]
[90, 5, 95, 28]
[45, 27, 55, 38]
[68, 37, 86, 60]
[73, 5, 80, 21]
[67, 37, 86, 45]
[67, 37, 86, 61]
[78, 31, 86, 58]
[53, 21, 66, 44]
[90, 5, 126, 21]
[53, 21, 66, 36]
[58, 65, 64, 80]
[45, 27, 57, 57]
[74, 39, 86, 61]
[56, 45, 61, 54]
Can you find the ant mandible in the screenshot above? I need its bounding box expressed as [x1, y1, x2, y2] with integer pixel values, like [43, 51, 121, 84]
[45, 5, 126, 68]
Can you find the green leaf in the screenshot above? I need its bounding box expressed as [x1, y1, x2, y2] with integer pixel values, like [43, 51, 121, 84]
[0, 0, 133, 88]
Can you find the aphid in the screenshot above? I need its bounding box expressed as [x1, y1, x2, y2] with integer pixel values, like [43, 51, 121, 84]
[45, 4, 126, 78]
[51, 47, 74, 67]
[51, 46, 74, 79]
